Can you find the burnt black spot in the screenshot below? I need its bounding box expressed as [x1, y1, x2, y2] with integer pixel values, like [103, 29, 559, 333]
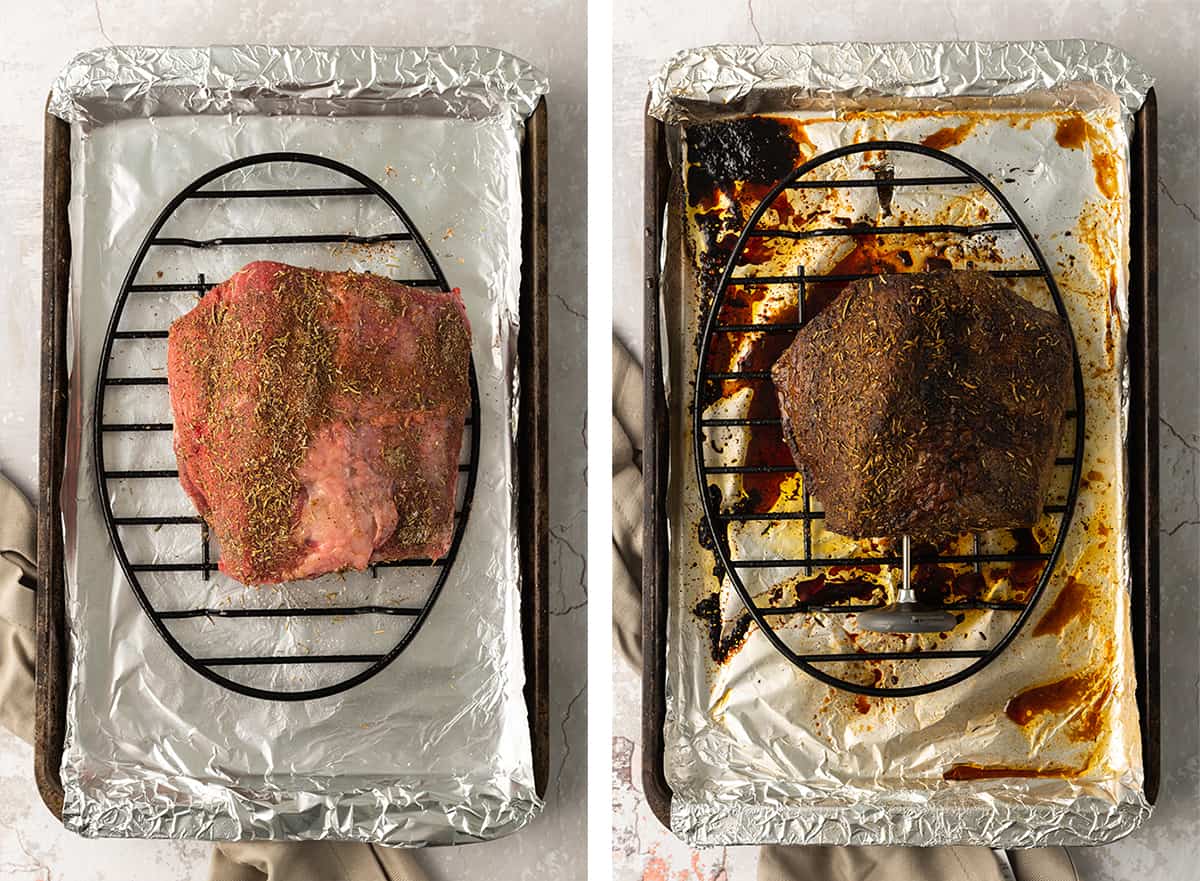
[696, 484, 729, 584]
[687, 163, 719, 208]
[686, 118, 800, 186]
[693, 593, 754, 665]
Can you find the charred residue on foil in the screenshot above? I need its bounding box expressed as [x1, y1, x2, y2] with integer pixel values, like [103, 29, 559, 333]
[684, 113, 1058, 665]
[682, 107, 1129, 732]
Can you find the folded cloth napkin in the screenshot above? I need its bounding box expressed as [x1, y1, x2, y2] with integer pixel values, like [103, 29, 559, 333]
[0, 471, 428, 881]
[758, 844, 1080, 881]
[608, 338, 1080, 881]
[613, 337, 644, 669]
[0, 471, 35, 743]
[210, 841, 429, 881]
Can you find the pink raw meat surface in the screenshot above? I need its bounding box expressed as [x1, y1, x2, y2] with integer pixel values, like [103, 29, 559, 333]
[166, 260, 471, 585]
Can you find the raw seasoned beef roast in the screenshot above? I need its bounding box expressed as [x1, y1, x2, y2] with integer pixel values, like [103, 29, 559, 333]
[771, 271, 1073, 541]
[167, 261, 471, 585]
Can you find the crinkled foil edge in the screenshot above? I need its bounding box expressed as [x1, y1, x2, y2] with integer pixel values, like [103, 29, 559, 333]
[648, 41, 1152, 123]
[49, 44, 548, 126]
[63, 777, 543, 845]
[671, 795, 1152, 848]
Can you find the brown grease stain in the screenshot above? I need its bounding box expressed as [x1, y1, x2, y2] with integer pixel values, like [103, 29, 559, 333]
[775, 117, 817, 156]
[1032, 576, 1092, 637]
[739, 237, 777, 265]
[1005, 668, 1113, 743]
[1002, 527, 1045, 602]
[1055, 115, 1119, 199]
[921, 120, 977, 150]
[828, 563, 882, 577]
[909, 563, 986, 605]
[792, 574, 882, 605]
[944, 763, 1076, 781]
[1092, 150, 1118, 199]
[1055, 116, 1088, 149]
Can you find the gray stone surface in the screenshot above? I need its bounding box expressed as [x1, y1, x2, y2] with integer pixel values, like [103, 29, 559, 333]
[612, 1, 1198, 878]
[0, 3, 585, 879]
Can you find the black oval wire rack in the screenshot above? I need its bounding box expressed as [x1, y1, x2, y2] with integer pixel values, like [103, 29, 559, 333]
[93, 152, 480, 702]
[693, 141, 1086, 698]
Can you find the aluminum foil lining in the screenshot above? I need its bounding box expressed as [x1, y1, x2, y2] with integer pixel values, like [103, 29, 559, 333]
[655, 42, 1153, 847]
[648, 41, 1153, 123]
[50, 44, 546, 126]
[51, 45, 545, 845]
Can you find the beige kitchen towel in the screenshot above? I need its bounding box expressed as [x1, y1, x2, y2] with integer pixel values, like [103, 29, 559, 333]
[608, 341, 1080, 881]
[211, 841, 429, 881]
[613, 337, 644, 669]
[0, 471, 428, 881]
[758, 844, 1080, 881]
[0, 472, 36, 744]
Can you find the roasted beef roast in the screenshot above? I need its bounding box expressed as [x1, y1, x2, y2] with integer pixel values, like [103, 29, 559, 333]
[770, 271, 1073, 540]
[168, 261, 471, 585]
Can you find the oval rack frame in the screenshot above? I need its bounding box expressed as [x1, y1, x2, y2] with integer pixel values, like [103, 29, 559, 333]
[693, 141, 1086, 698]
[93, 152, 481, 702]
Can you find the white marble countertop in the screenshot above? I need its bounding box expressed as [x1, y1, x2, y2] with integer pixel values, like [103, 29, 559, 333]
[612, 2, 1199, 879]
[0, 2, 585, 879]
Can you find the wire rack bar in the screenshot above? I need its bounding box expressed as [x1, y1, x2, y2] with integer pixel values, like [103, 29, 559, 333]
[725, 268, 1044, 288]
[190, 187, 375, 199]
[761, 598, 1026, 615]
[105, 376, 168, 386]
[798, 649, 991, 663]
[729, 552, 1050, 569]
[151, 232, 413, 249]
[787, 175, 976, 189]
[198, 654, 384, 667]
[100, 416, 475, 432]
[128, 282, 217, 293]
[749, 221, 1016, 240]
[101, 422, 173, 431]
[113, 330, 169, 339]
[159, 605, 423, 619]
[131, 557, 448, 573]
